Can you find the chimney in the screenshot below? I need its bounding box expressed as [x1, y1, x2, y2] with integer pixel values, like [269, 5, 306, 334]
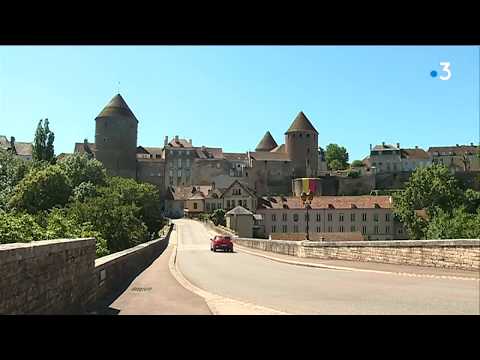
[470, 142, 474, 146]
[175, 135, 179, 142]
[10, 136, 15, 147]
[189, 139, 192, 146]
[382, 141, 385, 147]
[164, 136, 168, 146]
[415, 145, 418, 149]
[396, 142, 400, 149]
[369, 144, 372, 151]
[456, 144, 459, 147]
[84, 138, 88, 145]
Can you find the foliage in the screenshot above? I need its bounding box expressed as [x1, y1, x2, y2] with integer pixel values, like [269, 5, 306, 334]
[210, 208, 226, 226]
[0, 149, 32, 210]
[57, 153, 106, 188]
[71, 181, 97, 202]
[32, 118, 55, 163]
[0, 211, 46, 243]
[8, 165, 71, 213]
[426, 207, 480, 239]
[463, 189, 480, 214]
[351, 160, 365, 167]
[393, 164, 469, 239]
[325, 144, 349, 171]
[347, 170, 360, 178]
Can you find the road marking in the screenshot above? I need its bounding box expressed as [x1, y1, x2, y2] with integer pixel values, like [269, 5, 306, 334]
[168, 223, 290, 315]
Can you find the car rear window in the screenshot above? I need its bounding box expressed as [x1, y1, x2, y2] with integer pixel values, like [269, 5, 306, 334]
[216, 236, 231, 241]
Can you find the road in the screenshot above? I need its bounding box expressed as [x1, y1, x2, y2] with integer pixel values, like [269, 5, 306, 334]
[175, 218, 480, 315]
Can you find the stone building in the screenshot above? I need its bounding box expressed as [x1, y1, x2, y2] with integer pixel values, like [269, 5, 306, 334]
[428, 144, 479, 172]
[225, 206, 254, 238]
[256, 195, 406, 241]
[364, 143, 432, 173]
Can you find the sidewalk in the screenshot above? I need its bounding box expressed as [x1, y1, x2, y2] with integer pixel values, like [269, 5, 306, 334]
[96, 242, 212, 315]
[234, 243, 480, 280]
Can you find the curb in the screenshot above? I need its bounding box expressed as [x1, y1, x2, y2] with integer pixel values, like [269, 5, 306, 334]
[233, 244, 479, 281]
[168, 226, 290, 315]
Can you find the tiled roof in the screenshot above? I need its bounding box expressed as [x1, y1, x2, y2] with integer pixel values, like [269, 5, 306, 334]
[96, 94, 138, 122]
[249, 151, 290, 161]
[188, 192, 206, 200]
[143, 147, 164, 158]
[223, 152, 248, 161]
[372, 144, 399, 151]
[226, 206, 253, 216]
[401, 148, 431, 160]
[258, 195, 393, 210]
[270, 144, 286, 153]
[255, 131, 278, 151]
[169, 138, 193, 148]
[428, 145, 478, 156]
[169, 185, 213, 201]
[285, 111, 318, 134]
[194, 147, 224, 159]
[220, 180, 256, 198]
[74, 142, 96, 155]
[13, 142, 33, 156]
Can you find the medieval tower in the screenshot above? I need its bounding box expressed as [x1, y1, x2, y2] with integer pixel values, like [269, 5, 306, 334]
[94, 94, 138, 178]
[285, 111, 319, 178]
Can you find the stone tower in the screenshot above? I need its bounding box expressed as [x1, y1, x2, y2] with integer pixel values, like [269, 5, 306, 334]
[94, 94, 138, 179]
[285, 111, 318, 178]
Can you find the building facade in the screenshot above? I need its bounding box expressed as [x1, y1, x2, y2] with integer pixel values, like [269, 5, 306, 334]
[365, 143, 432, 173]
[428, 144, 479, 172]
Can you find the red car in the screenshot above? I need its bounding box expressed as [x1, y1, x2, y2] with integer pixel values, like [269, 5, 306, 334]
[210, 235, 234, 252]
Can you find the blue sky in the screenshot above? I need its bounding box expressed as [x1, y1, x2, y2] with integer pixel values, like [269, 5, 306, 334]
[0, 46, 478, 161]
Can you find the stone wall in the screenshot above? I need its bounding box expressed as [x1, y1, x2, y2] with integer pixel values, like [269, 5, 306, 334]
[0, 225, 173, 314]
[233, 238, 480, 271]
[0, 238, 96, 314]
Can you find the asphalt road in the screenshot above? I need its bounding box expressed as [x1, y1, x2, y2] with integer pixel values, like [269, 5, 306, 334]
[175, 219, 480, 315]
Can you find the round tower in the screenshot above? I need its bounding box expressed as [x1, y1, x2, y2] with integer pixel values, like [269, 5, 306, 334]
[285, 111, 319, 178]
[94, 93, 138, 178]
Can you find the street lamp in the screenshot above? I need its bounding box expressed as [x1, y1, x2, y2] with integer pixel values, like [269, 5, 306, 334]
[300, 191, 314, 240]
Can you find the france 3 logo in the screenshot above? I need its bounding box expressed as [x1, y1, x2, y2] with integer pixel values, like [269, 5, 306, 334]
[430, 62, 451, 80]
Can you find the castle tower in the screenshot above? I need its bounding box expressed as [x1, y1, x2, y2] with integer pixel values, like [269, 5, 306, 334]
[94, 94, 138, 178]
[255, 131, 278, 151]
[285, 111, 318, 178]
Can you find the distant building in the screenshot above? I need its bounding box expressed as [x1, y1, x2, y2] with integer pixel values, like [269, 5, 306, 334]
[225, 206, 254, 238]
[256, 195, 406, 240]
[428, 144, 479, 172]
[0, 135, 33, 160]
[365, 142, 432, 173]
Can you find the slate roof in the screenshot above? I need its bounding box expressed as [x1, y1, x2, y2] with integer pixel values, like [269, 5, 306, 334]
[255, 131, 278, 151]
[428, 145, 478, 156]
[226, 206, 253, 216]
[96, 94, 138, 122]
[13, 142, 33, 156]
[285, 111, 318, 134]
[74, 142, 96, 155]
[401, 148, 431, 160]
[258, 195, 393, 210]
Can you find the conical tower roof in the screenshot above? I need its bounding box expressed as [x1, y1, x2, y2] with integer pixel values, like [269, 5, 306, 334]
[255, 131, 278, 151]
[96, 94, 138, 122]
[285, 111, 318, 134]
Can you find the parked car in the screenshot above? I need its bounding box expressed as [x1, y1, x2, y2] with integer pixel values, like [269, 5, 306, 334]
[210, 235, 234, 252]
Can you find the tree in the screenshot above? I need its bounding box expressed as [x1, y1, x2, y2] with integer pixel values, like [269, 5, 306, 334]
[0, 149, 31, 210]
[210, 208, 226, 226]
[0, 211, 46, 244]
[32, 118, 55, 163]
[8, 165, 71, 213]
[351, 160, 364, 168]
[393, 164, 465, 239]
[426, 207, 480, 239]
[57, 153, 106, 188]
[325, 144, 349, 170]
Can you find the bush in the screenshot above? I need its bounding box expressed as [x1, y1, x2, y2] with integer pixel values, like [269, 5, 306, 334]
[0, 211, 46, 244]
[8, 165, 71, 213]
[210, 209, 226, 226]
[57, 153, 106, 188]
[0, 149, 32, 210]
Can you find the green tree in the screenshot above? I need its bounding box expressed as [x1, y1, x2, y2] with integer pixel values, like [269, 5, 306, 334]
[57, 153, 106, 188]
[210, 208, 226, 226]
[0, 149, 31, 210]
[426, 207, 480, 239]
[32, 118, 55, 163]
[8, 165, 71, 213]
[351, 160, 364, 168]
[325, 144, 349, 170]
[393, 164, 464, 239]
[0, 211, 46, 244]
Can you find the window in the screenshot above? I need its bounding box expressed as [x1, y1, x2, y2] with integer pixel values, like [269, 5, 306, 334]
[227, 200, 231, 208]
[339, 214, 344, 222]
[206, 203, 210, 211]
[351, 213, 356, 222]
[272, 225, 276, 233]
[316, 213, 321, 222]
[186, 159, 190, 167]
[362, 213, 367, 221]
[178, 158, 182, 168]
[293, 214, 299, 222]
[362, 226, 367, 234]
[327, 213, 332, 221]
[294, 225, 299, 233]
[306, 134, 310, 138]
[398, 228, 403, 234]
[193, 202, 198, 209]
[374, 225, 379, 234]
[282, 225, 287, 233]
[316, 226, 321, 232]
[386, 226, 390, 233]
[373, 214, 379, 222]
[350, 225, 355, 232]
[177, 170, 182, 177]
[385, 213, 390, 222]
[272, 214, 276, 222]
[328, 226, 332, 232]
[282, 213, 287, 221]
[211, 203, 216, 211]
[339, 225, 344, 232]
[243, 200, 247, 207]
